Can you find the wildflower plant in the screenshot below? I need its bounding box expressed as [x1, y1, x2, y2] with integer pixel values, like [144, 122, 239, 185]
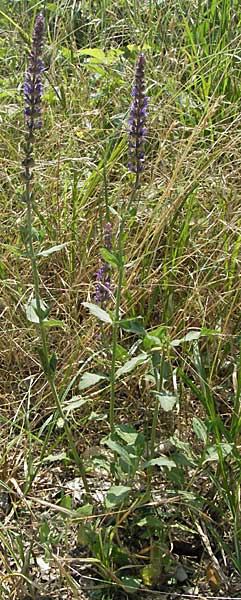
[107, 53, 148, 433]
[21, 15, 89, 494]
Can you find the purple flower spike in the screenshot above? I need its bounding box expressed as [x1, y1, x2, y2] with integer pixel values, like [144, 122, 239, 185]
[24, 14, 44, 132]
[94, 222, 113, 308]
[128, 53, 148, 175]
[22, 15, 44, 180]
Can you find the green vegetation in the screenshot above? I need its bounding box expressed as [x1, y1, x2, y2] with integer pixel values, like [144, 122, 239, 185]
[0, 1, 240, 598]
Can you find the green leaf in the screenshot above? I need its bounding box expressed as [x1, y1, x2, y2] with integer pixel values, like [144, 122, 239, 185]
[43, 451, 67, 463]
[200, 327, 221, 336]
[204, 443, 233, 462]
[36, 346, 50, 375]
[143, 334, 161, 350]
[61, 47, 73, 60]
[119, 317, 146, 336]
[59, 495, 72, 510]
[120, 576, 141, 594]
[82, 302, 112, 324]
[83, 63, 107, 76]
[143, 457, 176, 469]
[114, 424, 138, 444]
[116, 353, 148, 378]
[154, 392, 177, 412]
[169, 436, 192, 454]
[192, 417, 207, 443]
[103, 439, 133, 466]
[0, 260, 6, 279]
[75, 504, 93, 517]
[92, 456, 111, 474]
[143, 325, 167, 348]
[141, 564, 153, 587]
[63, 396, 88, 412]
[172, 451, 196, 468]
[2, 243, 22, 256]
[37, 243, 67, 257]
[78, 372, 107, 390]
[46, 2, 57, 11]
[78, 524, 95, 546]
[100, 247, 120, 268]
[88, 411, 107, 422]
[171, 329, 201, 346]
[26, 298, 49, 324]
[78, 47, 106, 63]
[39, 521, 50, 543]
[49, 352, 58, 376]
[116, 344, 129, 360]
[111, 544, 129, 566]
[137, 516, 162, 529]
[105, 49, 123, 64]
[105, 485, 132, 508]
[20, 225, 41, 244]
[42, 319, 65, 328]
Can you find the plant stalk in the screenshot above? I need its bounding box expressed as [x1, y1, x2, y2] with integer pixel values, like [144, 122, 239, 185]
[24, 173, 89, 495]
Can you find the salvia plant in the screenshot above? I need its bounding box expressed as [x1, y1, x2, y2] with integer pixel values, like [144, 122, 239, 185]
[21, 15, 89, 494]
[108, 53, 148, 434]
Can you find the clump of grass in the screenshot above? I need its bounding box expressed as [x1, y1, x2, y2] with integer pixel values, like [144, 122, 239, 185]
[0, 1, 241, 598]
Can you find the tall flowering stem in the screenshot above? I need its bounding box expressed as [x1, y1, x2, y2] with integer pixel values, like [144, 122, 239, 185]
[22, 15, 89, 495]
[22, 14, 45, 351]
[109, 54, 148, 435]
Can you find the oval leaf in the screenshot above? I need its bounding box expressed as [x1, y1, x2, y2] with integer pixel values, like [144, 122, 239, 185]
[119, 317, 146, 336]
[26, 298, 49, 324]
[120, 576, 141, 594]
[63, 396, 88, 412]
[143, 457, 176, 469]
[204, 443, 232, 462]
[79, 372, 107, 390]
[100, 248, 120, 268]
[37, 243, 67, 257]
[171, 329, 201, 347]
[154, 392, 177, 412]
[192, 417, 207, 443]
[116, 353, 148, 378]
[78, 48, 106, 63]
[105, 485, 132, 508]
[82, 301, 112, 324]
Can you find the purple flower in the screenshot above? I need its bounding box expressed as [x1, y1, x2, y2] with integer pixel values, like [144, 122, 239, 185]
[24, 14, 44, 132]
[95, 222, 112, 308]
[128, 53, 148, 174]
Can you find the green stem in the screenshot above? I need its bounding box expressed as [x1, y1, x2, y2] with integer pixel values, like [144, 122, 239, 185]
[109, 220, 124, 434]
[150, 395, 160, 460]
[148, 352, 164, 489]
[25, 173, 89, 495]
[109, 171, 140, 434]
[48, 378, 90, 494]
